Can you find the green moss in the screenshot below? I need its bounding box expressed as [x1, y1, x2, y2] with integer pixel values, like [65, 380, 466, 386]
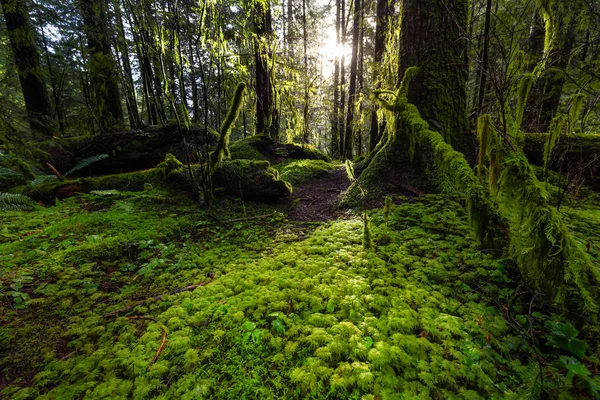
[2, 193, 599, 398]
[230, 135, 332, 162]
[229, 135, 267, 161]
[274, 160, 339, 185]
[213, 159, 292, 202]
[155, 153, 184, 176]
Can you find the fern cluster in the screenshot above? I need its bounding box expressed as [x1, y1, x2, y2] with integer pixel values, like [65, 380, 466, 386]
[0, 192, 36, 211]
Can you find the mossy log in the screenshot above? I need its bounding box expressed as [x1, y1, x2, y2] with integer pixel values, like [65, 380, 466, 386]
[523, 132, 600, 177]
[229, 134, 331, 162]
[38, 124, 217, 175]
[25, 159, 291, 204]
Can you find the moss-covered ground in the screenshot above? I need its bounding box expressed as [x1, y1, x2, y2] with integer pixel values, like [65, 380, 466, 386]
[1, 186, 600, 398]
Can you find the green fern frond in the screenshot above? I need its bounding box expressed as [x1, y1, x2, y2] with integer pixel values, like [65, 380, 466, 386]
[65, 154, 109, 177]
[0, 192, 36, 211]
[0, 167, 23, 182]
[513, 363, 543, 400]
[28, 175, 57, 188]
[89, 190, 122, 196]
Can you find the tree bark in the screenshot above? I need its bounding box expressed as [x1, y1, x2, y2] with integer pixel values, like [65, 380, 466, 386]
[254, 0, 276, 139]
[369, 0, 392, 151]
[1, 0, 55, 136]
[114, 0, 140, 129]
[338, 0, 346, 155]
[81, 0, 124, 132]
[331, 0, 341, 157]
[343, 0, 361, 159]
[399, 0, 471, 155]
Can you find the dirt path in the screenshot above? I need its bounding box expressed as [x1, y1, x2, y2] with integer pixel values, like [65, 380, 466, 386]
[281, 167, 350, 221]
[278, 164, 423, 222]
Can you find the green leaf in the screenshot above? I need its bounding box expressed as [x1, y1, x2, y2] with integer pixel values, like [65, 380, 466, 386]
[568, 339, 586, 358]
[566, 362, 591, 377]
[272, 319, 285, 336]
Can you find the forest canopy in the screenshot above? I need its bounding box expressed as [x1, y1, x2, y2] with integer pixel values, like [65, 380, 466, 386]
[1, 0, 600, 398]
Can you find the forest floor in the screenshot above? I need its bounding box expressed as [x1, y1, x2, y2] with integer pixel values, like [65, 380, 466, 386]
[282, 166, 349, 221]
[1, 159, 600, 399]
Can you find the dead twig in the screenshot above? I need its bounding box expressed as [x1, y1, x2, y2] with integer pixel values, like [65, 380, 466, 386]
[148, 327, 167, 369]
[103, 281, 211, 318]
[126, 316, 158, 322]
[45, 162, 63, 179]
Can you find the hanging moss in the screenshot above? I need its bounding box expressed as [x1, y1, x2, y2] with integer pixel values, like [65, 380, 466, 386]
[515, 73, 534, 128]
[543, 114, 566, 173]
[478, 115, 600, 312]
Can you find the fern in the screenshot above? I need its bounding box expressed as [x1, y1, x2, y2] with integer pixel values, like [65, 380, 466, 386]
[64, 154, 109, 177]
[28, 175, 58, 188]
[89, 190, 122, 196]
[0, 167, 23, 182]
[513, 363, 543, 400]
[0, 192, 36, 211]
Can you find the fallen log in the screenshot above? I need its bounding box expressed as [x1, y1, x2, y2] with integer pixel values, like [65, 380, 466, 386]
[38, 123, 217, 175]
[25, 159, 292, 203]
[230, 134, 331, 162]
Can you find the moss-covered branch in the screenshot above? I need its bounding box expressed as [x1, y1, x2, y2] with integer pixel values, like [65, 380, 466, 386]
[210, 83, 246, 170]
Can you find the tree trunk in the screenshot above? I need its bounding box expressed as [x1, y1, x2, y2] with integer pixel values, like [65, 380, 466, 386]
[1, 0, 55, 136]
[524, 6, 578, 132]
[474, 0, 492, 119]
[254, 0, 276, 139]
[302, 0, 309, 145]
[399, 0, 470, 155]
[115, 0, 140, 129]
[81, 0, 124, 132]
[369, 0, 392, 151]
[338, 0, 346, 154]
[356, 1, 364, 157]
[331, 0, 341, 157]
[343, 0, 361, 159]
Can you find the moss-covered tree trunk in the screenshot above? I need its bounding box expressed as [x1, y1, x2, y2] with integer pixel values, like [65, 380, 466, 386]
[524, 10, 578, 132]
[368, 0, 392, 152]
[399, 0, 470, 155]
[81, 0, 124, 132]
[1, 0, 55, 136]
[254, 0, 277, 140]
[344, 0, 471, 205]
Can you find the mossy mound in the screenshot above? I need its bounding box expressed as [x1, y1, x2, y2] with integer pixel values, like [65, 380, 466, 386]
[24, 159, 291, 204]
[274, 160, 340, 185]
[213, 160, 292, 202]
[230, 135, 331, 162]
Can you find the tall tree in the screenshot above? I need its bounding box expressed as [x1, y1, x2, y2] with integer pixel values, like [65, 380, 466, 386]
[254, 0, 277, 139]
[331, 0, 341, 156]
[338, 0, 346, 154]
[368, 0, 392, 151]
[399, 0, 470, 154]
[343, 0, 361, 158]
[1, 0, 55, 136]
[526, 3, 579, 132]
[81, 0, 124, 132]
